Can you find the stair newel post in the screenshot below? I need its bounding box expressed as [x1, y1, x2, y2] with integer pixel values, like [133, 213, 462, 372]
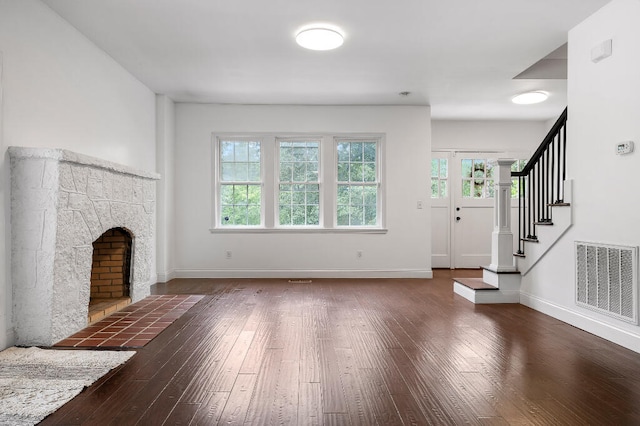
[489, 159, 518, 272]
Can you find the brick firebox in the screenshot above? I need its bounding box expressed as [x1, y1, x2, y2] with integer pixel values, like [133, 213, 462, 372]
[91, 228, 132, 300]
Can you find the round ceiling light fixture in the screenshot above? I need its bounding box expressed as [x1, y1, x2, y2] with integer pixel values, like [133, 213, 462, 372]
[296, 25, 344, 51]
[512, 91, 549, 105]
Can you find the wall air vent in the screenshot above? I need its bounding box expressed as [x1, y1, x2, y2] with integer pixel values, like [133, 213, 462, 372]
[575, 241, 638, 324]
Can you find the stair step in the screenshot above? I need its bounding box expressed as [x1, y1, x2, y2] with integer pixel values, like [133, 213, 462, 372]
[534, 221, 554, 226]
[514, 252, 526, 258]
[453, 277, 498, 290]
[522, 237, 539, 243]
[549, 202, 570, 207]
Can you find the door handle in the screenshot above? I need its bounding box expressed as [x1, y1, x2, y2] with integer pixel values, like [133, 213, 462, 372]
[456, 216, 461, 222]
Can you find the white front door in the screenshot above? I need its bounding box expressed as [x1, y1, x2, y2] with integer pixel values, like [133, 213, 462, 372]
[452, 153, 495, 268]
[431, 151, 529, 269]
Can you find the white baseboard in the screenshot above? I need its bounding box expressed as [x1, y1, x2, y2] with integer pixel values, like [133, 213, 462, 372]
[173, 268, 433, 279]
[156, 270, 177, 283]
[521, 291, 640, 354]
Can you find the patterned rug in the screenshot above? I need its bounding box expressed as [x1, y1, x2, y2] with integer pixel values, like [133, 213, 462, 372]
[0, 346, 135, 425]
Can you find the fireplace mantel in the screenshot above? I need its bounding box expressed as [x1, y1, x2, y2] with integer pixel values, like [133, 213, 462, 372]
[9, 147, 160, 346]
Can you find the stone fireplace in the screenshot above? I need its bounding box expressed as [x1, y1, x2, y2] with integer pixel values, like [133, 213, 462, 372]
[9, 147, 159, 346]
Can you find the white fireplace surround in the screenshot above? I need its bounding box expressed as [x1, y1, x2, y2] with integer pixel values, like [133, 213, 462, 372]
[9, 147, 159, 346]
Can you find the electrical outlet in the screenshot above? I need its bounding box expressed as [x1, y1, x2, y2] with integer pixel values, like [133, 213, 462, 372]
[225, 250, 232, 259]
[356, 250, 363, 258]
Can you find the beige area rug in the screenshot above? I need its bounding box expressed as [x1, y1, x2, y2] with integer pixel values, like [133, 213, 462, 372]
[0, 346, 135, 425]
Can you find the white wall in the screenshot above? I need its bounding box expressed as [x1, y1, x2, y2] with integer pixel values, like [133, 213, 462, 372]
[431, 120, 549, 153]
[520, 0, 640, 353]
[156, 95, 176, 282]
[0, 0, 157, 349]
[175, 104, 431, 278]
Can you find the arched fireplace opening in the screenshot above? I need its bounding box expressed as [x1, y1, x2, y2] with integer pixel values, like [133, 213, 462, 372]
[89, 227, 133, 323]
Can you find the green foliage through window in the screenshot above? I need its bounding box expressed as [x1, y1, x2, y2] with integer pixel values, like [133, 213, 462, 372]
[219, 140, 262, 226]
[431, 158, 448, 198]
[337, 140, 378, 226]
[278, 140, 321, 226]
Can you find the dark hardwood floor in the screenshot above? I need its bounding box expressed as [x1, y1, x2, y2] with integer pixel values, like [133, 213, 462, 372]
[40, 269, 640, 425]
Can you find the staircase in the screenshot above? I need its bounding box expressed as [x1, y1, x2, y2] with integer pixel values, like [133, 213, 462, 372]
[453, 108, 570, 303]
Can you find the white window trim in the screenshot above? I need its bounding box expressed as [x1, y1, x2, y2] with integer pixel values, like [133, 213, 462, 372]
[333, 135, 386, 229]
[275, 136, 323, 229]
[213, 135, 265, 228]
[210, 132, 387, 233]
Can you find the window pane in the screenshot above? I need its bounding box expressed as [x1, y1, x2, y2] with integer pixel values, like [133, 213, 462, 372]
[486, 162, 494, 178]
[307, 190, 319, 205]
[279, 206, 292, 225]
[221, 163, 234, 181]
[350, 205, 364, 226]
[280, 162, 293, 181]
[306, 162, 318, 181]
[292, 190, 305, 204]
[221, 142, 235, 162]
[232, 207, 248, 225]
[292, 206, 306, 225]
[248, 142, 260, 161]
[363, 163, 376, 182]
[363, 143, 376, 162]
[279, 188, 291, 205]
[337, 163, 349, 181]
[337, 204, 349, 226]
[351, 185, 364, 205]
[462, 180, 471, 198]
[431, 178, 439, 198]
[281, 146, 293, 161]
[247, 206, 261, 225]
[473, 179, 484, 198]
[473, 160, 485, 178]
[363, 186, 377, 205]
[364, 205, 377, 225]
[293, 163, 306, 182]
[220, 184, 261, 226]
[248, 163, 260, 181]
[350, 142, 363, 161]
[350, 163, 363, 182]
[431, 159, 439, 178]
[337, 143, 350, 161]
[461, 159, 472, 178]
[440, 160, 448, 178]
[247, 185, 261, 205]
[307, 205, 320, 225]
[439, 179, 447, 198]
[337, 185, 349, 205]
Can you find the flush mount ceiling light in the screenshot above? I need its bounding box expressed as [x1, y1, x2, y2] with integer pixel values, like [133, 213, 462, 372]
[296, 25, 344, 51]
[512, 91, 549, 105]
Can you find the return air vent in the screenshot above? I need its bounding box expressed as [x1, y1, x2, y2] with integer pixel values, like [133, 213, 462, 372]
[575, 241, 638, 324]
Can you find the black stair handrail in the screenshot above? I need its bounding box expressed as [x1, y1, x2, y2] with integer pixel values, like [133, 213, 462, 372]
[511, 107, 567, 256]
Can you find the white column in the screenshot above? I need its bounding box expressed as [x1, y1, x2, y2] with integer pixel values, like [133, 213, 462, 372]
[488, 159, 517, 272]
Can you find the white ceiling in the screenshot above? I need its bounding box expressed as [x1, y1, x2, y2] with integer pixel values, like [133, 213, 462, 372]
[42, 0, 609, 120]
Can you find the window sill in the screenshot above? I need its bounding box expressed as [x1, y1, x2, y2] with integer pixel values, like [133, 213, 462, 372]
[209, 227, 388, 234]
